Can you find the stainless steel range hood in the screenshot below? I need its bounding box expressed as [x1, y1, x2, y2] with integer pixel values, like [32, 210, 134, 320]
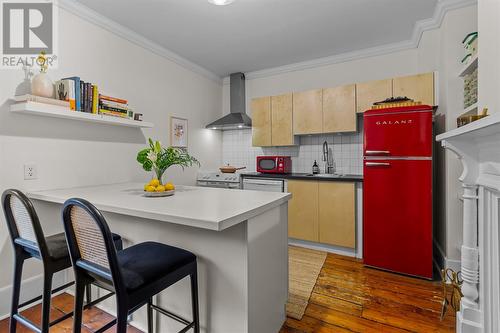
[206, 72, 251, 130]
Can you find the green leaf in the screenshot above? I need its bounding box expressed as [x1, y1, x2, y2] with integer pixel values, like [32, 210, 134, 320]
[137, 148, 150, 164]
[138, 138, 200, 174]
[142, 159, 153, 171]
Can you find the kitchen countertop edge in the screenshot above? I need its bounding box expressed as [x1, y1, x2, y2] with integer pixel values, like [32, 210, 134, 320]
[240, 172, 363, 182]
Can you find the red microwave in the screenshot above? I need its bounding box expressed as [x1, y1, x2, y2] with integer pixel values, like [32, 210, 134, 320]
[256, 156, 292, 174]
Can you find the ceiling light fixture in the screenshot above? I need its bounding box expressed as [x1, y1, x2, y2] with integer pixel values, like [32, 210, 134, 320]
[208, 0, 234, 5]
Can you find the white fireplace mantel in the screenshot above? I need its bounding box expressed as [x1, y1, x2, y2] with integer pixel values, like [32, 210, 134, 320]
[437, 112, 500, 333]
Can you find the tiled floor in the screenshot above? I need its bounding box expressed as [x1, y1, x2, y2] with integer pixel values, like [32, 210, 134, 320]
[0, 253, 455, 333]
[0, 293, 142, 333]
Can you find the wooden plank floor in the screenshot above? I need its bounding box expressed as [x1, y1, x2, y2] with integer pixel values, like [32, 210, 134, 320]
[281, 253, 455, 333]
[0, 253, 455, 333]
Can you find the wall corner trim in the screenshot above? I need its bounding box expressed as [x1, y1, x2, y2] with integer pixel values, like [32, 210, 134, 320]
[433, 240, 462, 273]
[242, 0, 478, 80]
[57, 0, 222, 85]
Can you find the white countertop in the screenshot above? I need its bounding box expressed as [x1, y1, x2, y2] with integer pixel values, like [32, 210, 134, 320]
[27, 182, 291, 231]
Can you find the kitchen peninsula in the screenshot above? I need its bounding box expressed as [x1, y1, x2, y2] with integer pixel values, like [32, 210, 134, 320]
[27, 183, 291, 333]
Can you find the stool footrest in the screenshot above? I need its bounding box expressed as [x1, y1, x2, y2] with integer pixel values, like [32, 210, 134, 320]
[17, 281, 74, 309]
[12, 289, 115, 333]
[94, 318, 117, 333]
[84, 290, 115, 308]
[13, 314, 41, 333]
[150, 303, 196, 333]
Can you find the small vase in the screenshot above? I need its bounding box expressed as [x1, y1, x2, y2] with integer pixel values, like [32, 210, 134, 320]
[31, 72, 54, 98]
[153, 169, 165, 185]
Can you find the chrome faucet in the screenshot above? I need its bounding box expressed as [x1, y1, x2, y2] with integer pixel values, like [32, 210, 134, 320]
[322, 141, 335, 174]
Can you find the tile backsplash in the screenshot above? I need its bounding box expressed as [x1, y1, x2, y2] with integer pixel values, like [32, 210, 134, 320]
[222, 120, 364, 175]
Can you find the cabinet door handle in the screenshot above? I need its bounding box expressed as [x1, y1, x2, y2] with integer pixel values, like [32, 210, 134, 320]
[365, 162, 391, 167]
[365, 150, 390, 155]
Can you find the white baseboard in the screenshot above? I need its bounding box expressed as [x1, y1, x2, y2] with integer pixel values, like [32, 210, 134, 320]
[0, 270, 68, 320]
[434, 240, 461, 272]
[289, 238, 357, 258]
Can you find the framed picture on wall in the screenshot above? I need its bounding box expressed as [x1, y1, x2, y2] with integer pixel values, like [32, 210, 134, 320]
[170, 116, 188, 148]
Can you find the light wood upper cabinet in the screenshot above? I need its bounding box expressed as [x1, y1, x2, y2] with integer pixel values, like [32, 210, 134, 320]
[293, 89, 323, 135]
[318, 182, 356, 248]
[323, 84, 357, 133]
[251, 97, 272, 147]
[356, 79, 393, 113]
[393, 72, 434, 106]
[271, 93, 294, 146]
[288, 180, 319, 242]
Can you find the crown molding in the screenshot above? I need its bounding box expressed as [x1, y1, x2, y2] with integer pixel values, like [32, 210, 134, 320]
[57, 0, 222, 84]
[238, 0, 477, 82]
[57, 0, 476, 86]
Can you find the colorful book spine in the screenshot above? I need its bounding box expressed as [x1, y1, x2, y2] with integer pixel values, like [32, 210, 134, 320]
[99, 94, 128, 104]
[55, 79, 76, 110]
[92, 85, 99, 114]
[80, 80, 85, 112]
[62, 77, 81, 111]
[99, 99, 128, 110]
[86, 82, 92, 113]
[99, 109, 129, 118]
[100, 105, 128, 114]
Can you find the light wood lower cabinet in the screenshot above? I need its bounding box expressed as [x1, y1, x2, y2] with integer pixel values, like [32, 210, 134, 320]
[287, 180, 319, 242]
[287, 180, 356, 248]
[318, 182, 356, 248]
[292, 89, 323, 135]
[251, 96, 272, 147]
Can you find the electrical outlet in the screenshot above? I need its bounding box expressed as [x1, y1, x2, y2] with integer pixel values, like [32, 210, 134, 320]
[24, 164, 37, 180]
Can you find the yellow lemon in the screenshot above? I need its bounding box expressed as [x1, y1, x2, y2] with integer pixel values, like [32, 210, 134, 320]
[149, 179, 160, 187]
[156, 185, 166, 192]
[165, 183, 175, 191]
[144, 184, 150, 191]
[145, 185, 156, 192]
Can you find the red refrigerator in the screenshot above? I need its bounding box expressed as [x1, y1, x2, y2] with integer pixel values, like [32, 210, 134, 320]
[363, 105, 433, 279]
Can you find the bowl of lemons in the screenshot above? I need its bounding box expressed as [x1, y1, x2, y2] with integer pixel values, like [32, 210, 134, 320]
[143, 179, 176, 197]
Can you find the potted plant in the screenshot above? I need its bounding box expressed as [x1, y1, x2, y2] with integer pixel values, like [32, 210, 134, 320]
[137, 139, 200, 191]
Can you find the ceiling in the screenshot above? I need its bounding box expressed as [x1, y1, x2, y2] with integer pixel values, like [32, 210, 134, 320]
[76, 0, 438, 77]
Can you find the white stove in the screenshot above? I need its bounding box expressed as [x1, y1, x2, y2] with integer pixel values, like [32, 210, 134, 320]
[196, 171, 242, 189]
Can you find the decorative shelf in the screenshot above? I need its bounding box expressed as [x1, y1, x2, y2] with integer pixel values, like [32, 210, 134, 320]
[459, 103, 478, 117]
[458, 54, 478, 77]
[10, 102, 154, 128]
[436, 110, 498, 142]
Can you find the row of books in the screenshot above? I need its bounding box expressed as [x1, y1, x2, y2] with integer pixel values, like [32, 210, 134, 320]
[55, 77, 131, 119]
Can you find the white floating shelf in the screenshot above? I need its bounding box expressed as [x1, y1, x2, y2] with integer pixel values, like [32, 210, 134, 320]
[10, 102, 154, 128]
[458, 54, 478, 77]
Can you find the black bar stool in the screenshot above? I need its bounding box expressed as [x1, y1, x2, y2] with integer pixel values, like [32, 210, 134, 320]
[62, 198, 200, 333]
[1, 189, 122, 333]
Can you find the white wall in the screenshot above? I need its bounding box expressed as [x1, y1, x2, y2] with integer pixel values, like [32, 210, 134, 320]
[0, 6, 222, 312]
[435, 5, 478, 266]
[221, 5, 477, 266]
